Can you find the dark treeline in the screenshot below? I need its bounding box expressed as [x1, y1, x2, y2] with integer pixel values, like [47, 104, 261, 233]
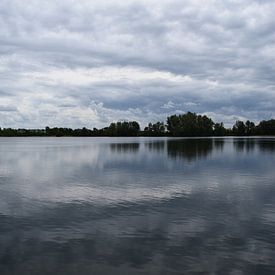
[1, 112, 275, 137]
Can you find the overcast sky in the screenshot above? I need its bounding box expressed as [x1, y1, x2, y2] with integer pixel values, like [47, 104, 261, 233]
[0, 0, 275, 128]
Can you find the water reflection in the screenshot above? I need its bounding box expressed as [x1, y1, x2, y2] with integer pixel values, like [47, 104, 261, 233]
[234, 138, 275, 153]
[144, 141, 165, 153]
[234, 138, 256, 152]
[145, 138, 224, 160]
[0, 137, 275, 274]
[214, 138, 225, 151]
[258, 139, 275, 152]
[110, 142, 140, 153]
[167, 138, 215, 160]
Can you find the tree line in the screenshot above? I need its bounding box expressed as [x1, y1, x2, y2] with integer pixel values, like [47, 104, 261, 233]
[0, 112, 275, 136]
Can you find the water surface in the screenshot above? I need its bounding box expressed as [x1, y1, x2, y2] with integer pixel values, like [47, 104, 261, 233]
[0, 137, 275, 274]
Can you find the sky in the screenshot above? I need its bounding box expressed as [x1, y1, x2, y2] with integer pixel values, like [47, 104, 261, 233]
[0, 0, 275, 129]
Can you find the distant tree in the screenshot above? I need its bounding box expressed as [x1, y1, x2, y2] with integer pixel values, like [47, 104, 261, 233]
[167, 112, 214, 136]
[245, 120, 256, 135]
[105, 121, 140, 136]
[197, 115, 215, 136]
[213, 122, 226, 136]
[45, 126, 50, 135]
[257, 119, 275, 135]
[232, 121, 246, 136]
[144, 121, 165, 136]
[1, 113, 275, 137]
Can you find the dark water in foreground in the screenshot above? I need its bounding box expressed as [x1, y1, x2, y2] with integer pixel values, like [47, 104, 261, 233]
[0, 137, 275, 275]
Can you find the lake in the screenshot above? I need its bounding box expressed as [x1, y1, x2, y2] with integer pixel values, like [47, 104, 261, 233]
[0, 137, 275, 274]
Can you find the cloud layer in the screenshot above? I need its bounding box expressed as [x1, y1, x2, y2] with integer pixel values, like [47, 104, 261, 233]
[0, 0, 275, 128]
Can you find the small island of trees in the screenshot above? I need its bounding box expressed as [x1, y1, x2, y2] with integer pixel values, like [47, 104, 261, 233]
[0, 112, 275, 137]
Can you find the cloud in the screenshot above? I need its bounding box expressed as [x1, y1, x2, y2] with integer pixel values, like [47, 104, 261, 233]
[0, 105, 17, 112]
[0, 0, 275, 128]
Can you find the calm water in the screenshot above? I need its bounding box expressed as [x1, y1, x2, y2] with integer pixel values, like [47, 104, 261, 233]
[0, 137, 275, 275]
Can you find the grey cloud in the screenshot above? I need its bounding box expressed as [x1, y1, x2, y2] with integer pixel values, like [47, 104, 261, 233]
[0, 90, 13, 97]
[0, 105, 17, 112]
[0, 0, 275, 128]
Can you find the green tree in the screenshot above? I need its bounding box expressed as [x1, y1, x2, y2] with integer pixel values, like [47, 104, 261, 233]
[245, 120, 256, 135]
[144, 121, 165, 136]
[167, 112, 214, 136]
[213, 122, 226, 136]
[105, 121, 140, 136]
[232, 121, 246, 136]
[257, 119, 275, 135]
